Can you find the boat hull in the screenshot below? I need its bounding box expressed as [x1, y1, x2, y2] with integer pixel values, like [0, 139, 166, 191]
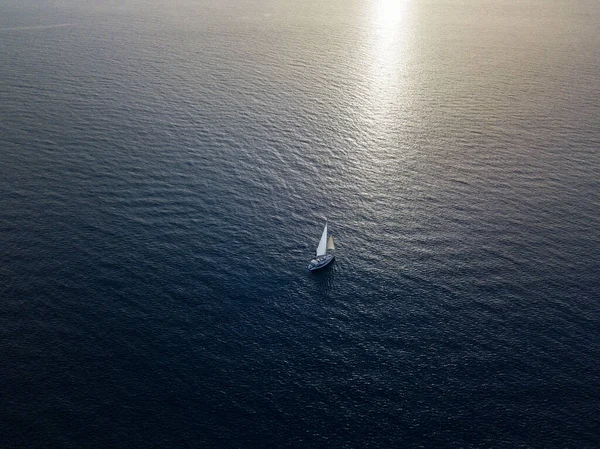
[308, 254, 334, 271]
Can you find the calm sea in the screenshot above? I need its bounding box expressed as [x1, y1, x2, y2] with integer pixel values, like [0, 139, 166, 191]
[1, 0, 599, 447]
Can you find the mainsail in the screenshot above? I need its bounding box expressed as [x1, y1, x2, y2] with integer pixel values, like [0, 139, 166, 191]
[327, 236, 335, 251]
[316, 223, 328, 256]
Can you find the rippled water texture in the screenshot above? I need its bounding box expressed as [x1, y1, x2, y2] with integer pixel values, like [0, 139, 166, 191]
[1, 0, 599, 447]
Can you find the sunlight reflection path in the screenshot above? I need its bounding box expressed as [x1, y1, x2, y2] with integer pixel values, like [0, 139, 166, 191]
[365, 0, 413, 137]
[375, 0, 409, 34]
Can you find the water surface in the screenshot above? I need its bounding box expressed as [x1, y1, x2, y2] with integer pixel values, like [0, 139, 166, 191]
[1, 0, 599, 447]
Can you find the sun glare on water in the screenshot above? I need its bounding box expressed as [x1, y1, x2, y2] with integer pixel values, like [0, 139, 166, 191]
[375, 0, 409, 33]
[360, 0, 413, 141]
[369, 0, 412, 76]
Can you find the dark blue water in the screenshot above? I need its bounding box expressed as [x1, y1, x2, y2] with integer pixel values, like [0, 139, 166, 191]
[1, 0, 599, 447]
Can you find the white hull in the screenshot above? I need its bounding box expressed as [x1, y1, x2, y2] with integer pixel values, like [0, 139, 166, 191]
[308, 253, 335, 271]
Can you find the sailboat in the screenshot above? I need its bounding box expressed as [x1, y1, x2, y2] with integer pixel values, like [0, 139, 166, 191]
[308, 222, 335, 271]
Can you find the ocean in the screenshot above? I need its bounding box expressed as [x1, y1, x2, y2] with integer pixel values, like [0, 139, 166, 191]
[1, 0, 599, 447]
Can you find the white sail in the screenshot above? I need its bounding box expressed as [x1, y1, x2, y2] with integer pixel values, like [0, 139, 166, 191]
[327, 236, 335, 251]
[316, 223, 328, 256]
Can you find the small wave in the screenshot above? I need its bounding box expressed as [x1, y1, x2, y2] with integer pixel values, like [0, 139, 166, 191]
[0, 23, 76, 32]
